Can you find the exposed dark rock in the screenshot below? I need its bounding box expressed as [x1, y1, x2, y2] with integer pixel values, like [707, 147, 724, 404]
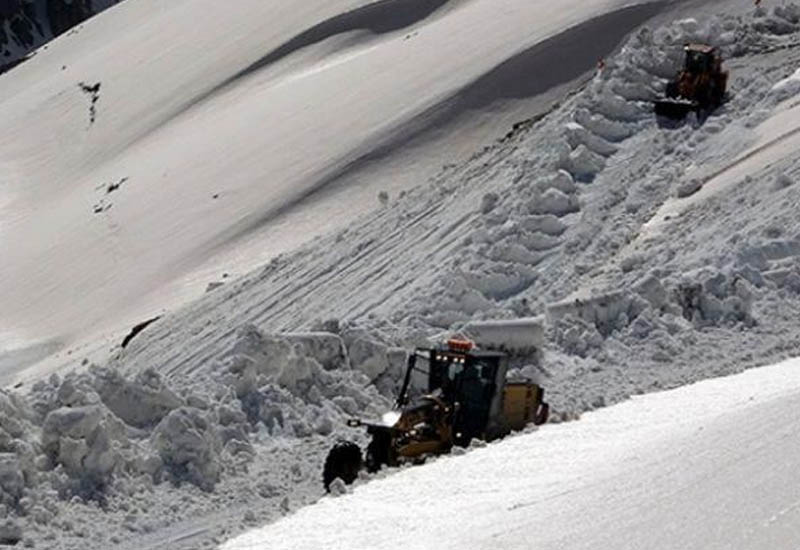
[121, 316, 162, 349]
[1, 0, 123, 75]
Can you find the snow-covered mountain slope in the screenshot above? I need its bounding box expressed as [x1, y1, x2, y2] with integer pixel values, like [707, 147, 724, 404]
[0, 0, 121, 72]
[0, 0, 668, 371]
[3, 2, 800, 550]
[106, 5, 800, 406]
[222, 356, 800, 550]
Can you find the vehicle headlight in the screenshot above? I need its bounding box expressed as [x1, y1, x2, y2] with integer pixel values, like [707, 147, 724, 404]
[381, 411, 401, 427]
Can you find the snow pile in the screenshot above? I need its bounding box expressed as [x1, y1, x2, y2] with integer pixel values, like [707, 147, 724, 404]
[768, 66, 800, 105]
[0, 327, 400, 548]
[549, 266, 755, 338]
[217, 325, 393, 433]
[150, 407, 223, 492]
[406, 11, 786, 330]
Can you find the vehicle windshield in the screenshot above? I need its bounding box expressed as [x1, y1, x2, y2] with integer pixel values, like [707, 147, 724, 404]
[686, 50, 710, 73]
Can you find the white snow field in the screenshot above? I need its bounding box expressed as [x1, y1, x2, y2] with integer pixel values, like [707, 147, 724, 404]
[0, 0, 668, 378]
[222, 356, 800, 550]
[3, 1, 800, 549]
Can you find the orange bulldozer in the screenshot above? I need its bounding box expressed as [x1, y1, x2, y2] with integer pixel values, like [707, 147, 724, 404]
[654, 43, 728, 119]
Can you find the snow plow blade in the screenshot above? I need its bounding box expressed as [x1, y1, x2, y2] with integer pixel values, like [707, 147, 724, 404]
[462, 316, 545, 352]
[654, 98, 696, 119]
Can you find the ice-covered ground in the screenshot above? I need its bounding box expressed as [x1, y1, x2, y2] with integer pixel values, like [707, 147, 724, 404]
[222, 356, 800, 550]
[3, 1, 800, 549]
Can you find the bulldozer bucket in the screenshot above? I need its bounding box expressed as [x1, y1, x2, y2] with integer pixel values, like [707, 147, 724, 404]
[654, 98, 696, 119]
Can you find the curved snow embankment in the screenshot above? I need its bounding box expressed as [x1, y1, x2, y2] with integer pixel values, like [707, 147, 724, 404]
[86, 7, 800, 393]
[0, 0, 666, 370]
[222, 357, 800, 550]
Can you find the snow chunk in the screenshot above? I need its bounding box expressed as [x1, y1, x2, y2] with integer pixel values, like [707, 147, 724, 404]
[93, 367, 184, 428]
[151, 407, 220, 491]
[574, 108, 633, 142]
[774, 172, 795, 190]
[462, 263, 536, 301]
[480, 192, 499, 214]
[565, 145, 605, 182]
[519, 215, 567, 236]
[42, 404, 127, 494]
[342, 330, 390, 381]
[0, 518, 21, 546]
[287, 333, 348, 371]
[676, 179, 703, 198]
[565, 122, 618, 157]
[771, 67, 800, 95]
[487, 239, 548, 265]
[327, 478, 349, 497]
[221, 326, 323, 393]
[536, 170, 578, 195]
[548, 290, 648, 337]
[0, 455, 24, 508]
[529, 188, 580, 217]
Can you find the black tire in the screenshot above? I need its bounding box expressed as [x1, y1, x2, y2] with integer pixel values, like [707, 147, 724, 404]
[534, 402, 550, 426]
[665, 81, 679, 99]
[711, 84, 725, 108]
[322, 440, 362, 492]
[365, 431, 393, 473]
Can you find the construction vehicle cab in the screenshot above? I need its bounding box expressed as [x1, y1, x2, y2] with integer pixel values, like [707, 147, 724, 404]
[323, 339, 549, 491]
[684, 44, 716, 73]
[655, 43, 728, 119]
[401, 341, 515, 446]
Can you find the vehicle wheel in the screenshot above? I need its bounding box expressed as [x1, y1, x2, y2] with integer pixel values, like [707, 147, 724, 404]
[323, 440, 362, 492]
[365, 431, 392, 473]
[534, 402, 550, 426]
[711, 85, 724, 108]
[665, 81, 679, 98]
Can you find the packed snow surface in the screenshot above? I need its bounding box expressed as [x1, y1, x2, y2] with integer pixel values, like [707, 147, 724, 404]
[223, 356, 800, 550]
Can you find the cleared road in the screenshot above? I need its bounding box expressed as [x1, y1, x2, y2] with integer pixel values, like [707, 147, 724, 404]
[223, 357, 800, 550]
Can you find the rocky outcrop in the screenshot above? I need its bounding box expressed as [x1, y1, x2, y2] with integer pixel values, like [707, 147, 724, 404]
[1, 0, 122, 73]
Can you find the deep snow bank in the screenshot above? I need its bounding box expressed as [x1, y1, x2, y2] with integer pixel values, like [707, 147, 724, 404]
[0, 326, 408, 548]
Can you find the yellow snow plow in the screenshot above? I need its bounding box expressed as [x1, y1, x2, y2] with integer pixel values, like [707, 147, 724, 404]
[654, 43, 728, 119]
[323, 338, 549, 491]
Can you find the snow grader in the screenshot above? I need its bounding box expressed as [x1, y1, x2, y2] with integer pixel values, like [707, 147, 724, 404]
[654, 43, 728, 119]
[323, 338, 549, 491]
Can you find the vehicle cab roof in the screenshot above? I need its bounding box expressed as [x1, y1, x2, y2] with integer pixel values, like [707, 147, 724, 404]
[684, 43, 715, 54]
[420, 346, 507, 360]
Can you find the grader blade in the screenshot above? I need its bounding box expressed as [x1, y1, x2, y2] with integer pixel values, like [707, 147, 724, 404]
[654, 98, 696, 119]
